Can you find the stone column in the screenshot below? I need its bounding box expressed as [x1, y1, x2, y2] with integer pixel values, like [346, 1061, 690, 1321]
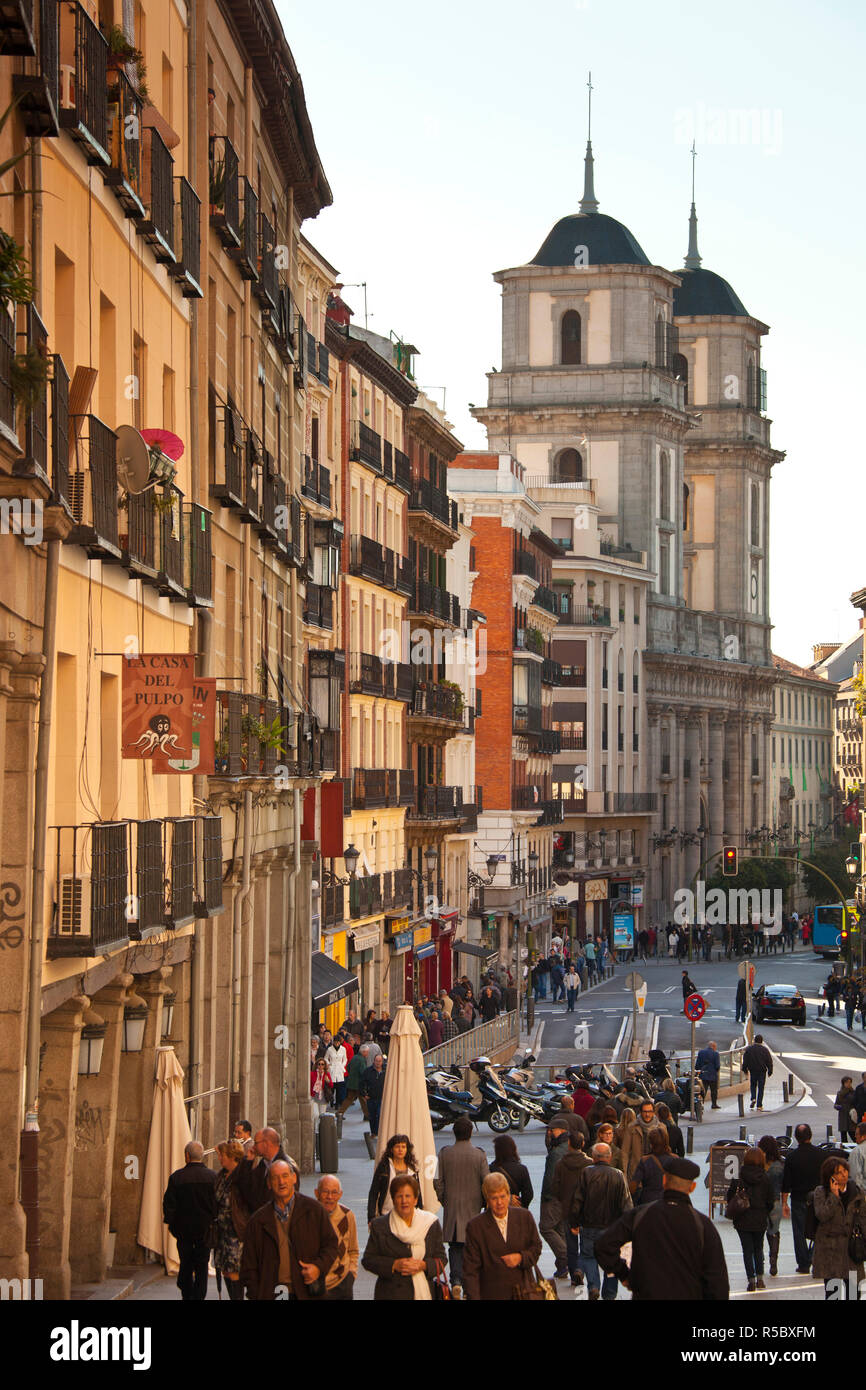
[684, 713, 702, 886]
[0, 651, 42, 1283]
[70, 975, 134, 1285]
[724, 718, 742, 853]
[110, 968, 171, 1266]
[283, 843, 317, 1171]
[708, 716, 726, 865]
[246, 860, 273, 1126]
[38, 995, 87, 1299]
[267, 856, 289, 1126]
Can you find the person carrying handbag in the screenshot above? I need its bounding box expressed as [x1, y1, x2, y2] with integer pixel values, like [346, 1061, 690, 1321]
[725, 1148, 774, 1291]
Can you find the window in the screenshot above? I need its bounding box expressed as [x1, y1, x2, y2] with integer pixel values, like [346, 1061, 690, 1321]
[561, 310, 581, 365]
[659, 452, 670, 521]
[555, 448, 583, 482]
[633, 586, 640, 623]
[683, 483, 690, 532]
[673, 352, 689, 404]
[551, 517, 573, 552]
[659, 535, 670, 596]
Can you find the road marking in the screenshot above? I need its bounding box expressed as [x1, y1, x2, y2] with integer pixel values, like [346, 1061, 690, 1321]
[573, 1023, 590, 1048]
[611, 1015, 629, 1062]
[798, 1095, 817, 1107]
[663, 986, 676, 994]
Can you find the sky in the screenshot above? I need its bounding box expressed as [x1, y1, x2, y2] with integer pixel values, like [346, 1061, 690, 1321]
[278, 0, 866, 668]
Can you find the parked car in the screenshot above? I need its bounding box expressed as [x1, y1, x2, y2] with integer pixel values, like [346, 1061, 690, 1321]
[752, 983, 806, 1026]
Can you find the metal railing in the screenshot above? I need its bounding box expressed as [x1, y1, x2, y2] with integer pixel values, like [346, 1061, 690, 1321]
[183, 501, 213, 605]
[303, 456, 331, 508]
[393, 448, 411, 492]
[422, 1011, 518, 1068]
[105, 68, 144, 215]
[59, 1, 108, 163]
[254, 214, 277, 310]
[410, 579, 460, 624]
[209, 134, 240, 246]
[351, 420, 382, 471]
[67, 414, 119, 558]
[303, 583, 333, 630]
[411, 682, 463, 723]
[172, 177, 202, 297]
[408, 785, 464, 820]
[409, 477, 459, 530]
[0, 305, 14, 434]
[141, 127, 175, 263]
[231, 177, 258, 280]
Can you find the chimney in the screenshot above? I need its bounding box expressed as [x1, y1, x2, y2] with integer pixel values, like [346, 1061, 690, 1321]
[812, 642, 842, 664]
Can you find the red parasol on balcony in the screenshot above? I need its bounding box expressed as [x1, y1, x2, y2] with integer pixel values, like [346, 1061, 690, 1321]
[141, 428, 185, 461]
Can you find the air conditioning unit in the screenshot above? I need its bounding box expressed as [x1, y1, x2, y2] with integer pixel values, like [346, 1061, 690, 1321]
[58, 875, 91, 934]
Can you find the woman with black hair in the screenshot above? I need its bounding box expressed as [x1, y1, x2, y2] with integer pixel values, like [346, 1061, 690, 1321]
[367, 1134, 421, 1224]
[488, 1134, 533, 1208]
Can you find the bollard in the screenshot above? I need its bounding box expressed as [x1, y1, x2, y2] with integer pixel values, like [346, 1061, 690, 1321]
[686, 1126, 694, 1154]
[737, 1092, 744, 1118]
[364, 1132, 378, 1160]
[335, 1112, 344, 1143]
[739, 1126, 747, 1141]
[782, 1082, 789, 1103]
[788, 1072, 795, 1095]
[826, 1124, 833, 1141]
[318, 1113, 338, 1173]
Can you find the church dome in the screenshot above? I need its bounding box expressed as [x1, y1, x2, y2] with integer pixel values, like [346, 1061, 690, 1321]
[531, 211, 650, 268]
[674, 267, 749, 318]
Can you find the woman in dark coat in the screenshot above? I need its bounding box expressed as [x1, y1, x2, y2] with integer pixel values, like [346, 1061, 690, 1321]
[655, 1102, 685, 1158]
[362, 1175, 446, 1301]
[367, 1134, 421, 1224]
[632, 1127, 670, 1205]
[812, 1157, 866, 1297]
[489, 1134, 534, 1208]
[462, 1172, 543, 1301]
[725, 1147, 775, 1291]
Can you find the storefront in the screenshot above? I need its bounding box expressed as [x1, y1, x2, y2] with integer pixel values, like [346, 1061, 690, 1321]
[311, 950, 360, 1031]
[386, 916, 413, 1011]
[348, 926, 380, 1018]
[453, 938, 499, 985]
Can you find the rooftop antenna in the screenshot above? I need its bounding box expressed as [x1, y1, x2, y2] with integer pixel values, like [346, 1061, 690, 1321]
[684, 140, 702, 269]
[579, 70, 599, 214]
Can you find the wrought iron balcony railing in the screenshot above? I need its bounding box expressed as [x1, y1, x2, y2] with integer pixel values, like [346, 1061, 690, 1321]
[67, 414, 119, 559]
[393, 448, 411, 493]
[209, 134, 240, 248]
[351, 420, 382, 472]
[228, 177, 258, 281]
[104, 68, 145, 219]
[211, 403, 245, 510]
[410, 682, 463, 723]
[58, 1, 108, 164]
[140, 127, 176, 264]
[12, 0, 60, 137]
[409, 478, 459, 531]
[171, 177, 203, 298]
[303, 583, 334, 630]
[410, 579, 460, 625]
[253, 214, 278, 311]
[184, 501, 213, 606]
[407, 785, 464, 821]
[302, 455, 331, 508]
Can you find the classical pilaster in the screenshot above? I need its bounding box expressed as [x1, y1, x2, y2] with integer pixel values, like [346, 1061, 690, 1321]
[708, 715, 727, 866]
[283, 843, 317, 1171]
[683, 713, 702, 885]
[38, 995, 87, 1299]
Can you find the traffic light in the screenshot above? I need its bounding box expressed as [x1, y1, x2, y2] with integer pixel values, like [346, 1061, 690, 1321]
[722, 846, 738, 877]
[841, 915, 849, 944]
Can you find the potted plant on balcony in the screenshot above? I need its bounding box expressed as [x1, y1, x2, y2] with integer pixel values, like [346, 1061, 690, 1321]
[11, 339, 49, 417]
[209, 151, 226, 216]
[439, 678, 464, 717]
[106, 25, 144, 70]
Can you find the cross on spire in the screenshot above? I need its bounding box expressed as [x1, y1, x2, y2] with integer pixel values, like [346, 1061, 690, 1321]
[580, 70, 599, 214]
[685, 140, 701, 269]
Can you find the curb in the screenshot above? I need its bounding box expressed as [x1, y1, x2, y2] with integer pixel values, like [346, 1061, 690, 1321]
[816, 1018, 866, 1054]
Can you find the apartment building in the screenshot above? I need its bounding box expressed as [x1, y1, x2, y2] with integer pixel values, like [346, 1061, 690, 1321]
[0, 0, 334, 1294]
[770, 655, 835, 841]
[448, 451, 559, 974]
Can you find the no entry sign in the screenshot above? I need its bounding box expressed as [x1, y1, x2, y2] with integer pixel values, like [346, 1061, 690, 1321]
[684, 992, 706, 1021]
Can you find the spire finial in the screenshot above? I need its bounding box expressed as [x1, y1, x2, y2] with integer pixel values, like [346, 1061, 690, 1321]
[580, 70, 599, 214]
[684, 140, 701, 269]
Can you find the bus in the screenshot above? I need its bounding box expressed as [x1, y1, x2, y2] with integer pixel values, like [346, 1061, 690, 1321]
[812, 901, 859, 958]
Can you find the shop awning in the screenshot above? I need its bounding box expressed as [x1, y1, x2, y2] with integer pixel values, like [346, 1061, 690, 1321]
[311, 952, 360, 1011]
[453, 939, 499, 962]
[415, 941, 436, 960]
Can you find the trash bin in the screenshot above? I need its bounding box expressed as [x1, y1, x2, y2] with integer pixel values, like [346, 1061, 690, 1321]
[318, 1112, 338, 1173]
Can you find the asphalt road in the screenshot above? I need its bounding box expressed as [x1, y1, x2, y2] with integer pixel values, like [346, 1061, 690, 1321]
[534, 948, 866, 1136]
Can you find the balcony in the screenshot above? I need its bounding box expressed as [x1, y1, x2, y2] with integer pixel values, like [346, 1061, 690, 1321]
[170, 177, 202, 298]
[513, 705, 543, 736]
[559, 604, 612, 627]
[536, 798, 564, 826]
[558, 667, 586, 687]
[237, 429, 261, 525]
[539, 729, 561, 754]
[382, 867, 414, 911]
[351, 767, 415, 810]
[525, 473, 596, 492]
[155, 490, 185, 600]
[514, 626, 545, 655]
[139, 128, 175, 264]
[460, 788, 483, 832]
[67, 415, 120, 559]
[302, 456, 331, 508]
[410, 681, 464, 724]
[408, 478, 459, 533]
[532, 585, 559, 616]
[48, 821, 131, 958]
[303, 583, 333, 631]
[541, 658, 562, 685]
[58, 2, 108, 164]
[209, 135, 240, 249]
[0, 306, 15, 439]
[409, 579, 460, 626]
[13, 0, 59, 137]
[274, 280, 294, 362]
[655, 319, 679, 374]
[407, 785, 464, 822]
[104, 69, 145, 220]
[349, 874, 383, 921]
[163, 817, 196, 927]
[184, 502, 213, 607]
[599, 537, 644, 563]
[12, 302, 49, 485]
[349, 652, 391, 697]
[252, 212, 278, 311]
[317, 343, 330, 385]
[393, 448, 412, 493]
[351, 420, 382, 473]
[119, 490, 157, 581]
[604, 793, 657, 814]
[557, 730, 586, 750]
[214, 693, 288, 778]
[228, 177, 259, 281]
[349, 533, 386, 585]
[514, 550, 537, 580]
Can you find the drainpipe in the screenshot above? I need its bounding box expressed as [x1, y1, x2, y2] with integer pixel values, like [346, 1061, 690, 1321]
[281, 788, 301, 1134]
[21, 132, 47, 1277]
[230, 789, 253, 1124]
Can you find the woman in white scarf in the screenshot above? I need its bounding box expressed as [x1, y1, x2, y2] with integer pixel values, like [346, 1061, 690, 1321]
[362, 1175, 446, 1301]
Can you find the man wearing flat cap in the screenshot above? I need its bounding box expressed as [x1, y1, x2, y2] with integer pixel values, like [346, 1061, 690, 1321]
[594, 1155, 729, 1300]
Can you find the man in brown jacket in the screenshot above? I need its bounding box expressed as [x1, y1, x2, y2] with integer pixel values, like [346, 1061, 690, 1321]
[240, 1159, 338, 1300]
[462, 1172, 543, 1301]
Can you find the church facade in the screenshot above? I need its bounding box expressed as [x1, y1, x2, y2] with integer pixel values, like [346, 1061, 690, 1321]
[472, 142, 783, 929]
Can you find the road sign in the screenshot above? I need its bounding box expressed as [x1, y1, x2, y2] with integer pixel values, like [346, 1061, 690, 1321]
[737, 961, 755, 986]
[684, 992, 706, 1021]
[624, 973, 645, 992]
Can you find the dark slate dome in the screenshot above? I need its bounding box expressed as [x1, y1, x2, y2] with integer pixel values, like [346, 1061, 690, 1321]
[674, 267, 749, 318]
[531, 212, 650, 268]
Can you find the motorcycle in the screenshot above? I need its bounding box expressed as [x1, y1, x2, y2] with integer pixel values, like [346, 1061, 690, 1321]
[425, 1058, 518, 1133]
[470, 1057, 534, 1133]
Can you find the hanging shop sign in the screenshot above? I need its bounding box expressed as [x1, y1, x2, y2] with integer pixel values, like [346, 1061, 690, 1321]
[391, 930, 415, 955]
[351, 928, 380, 953]
[584, 878, 609, 902]
[122, 654, 196, 773]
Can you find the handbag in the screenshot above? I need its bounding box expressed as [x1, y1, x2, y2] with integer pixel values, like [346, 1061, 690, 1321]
[511, 1265, 559, 1301]
[431, 1258, 452, 1301]
[725, 1181, 751, 1221]
[848, 1215, 866, 1265]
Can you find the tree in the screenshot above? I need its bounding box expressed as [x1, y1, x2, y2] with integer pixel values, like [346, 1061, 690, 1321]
[707, 857, 793, 895]
[796, 839, 852, 904]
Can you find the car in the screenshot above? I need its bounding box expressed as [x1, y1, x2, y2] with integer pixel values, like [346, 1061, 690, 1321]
[752, 984, 807, 1026]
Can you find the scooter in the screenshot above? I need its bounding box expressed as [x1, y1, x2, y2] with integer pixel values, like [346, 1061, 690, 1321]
[470, 1057, 533, 1133]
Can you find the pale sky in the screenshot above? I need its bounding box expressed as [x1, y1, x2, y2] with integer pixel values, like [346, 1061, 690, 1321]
[279, 0, 866, 668]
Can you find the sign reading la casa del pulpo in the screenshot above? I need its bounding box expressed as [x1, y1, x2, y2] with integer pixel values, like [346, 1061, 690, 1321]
[121, 654, 198, 773]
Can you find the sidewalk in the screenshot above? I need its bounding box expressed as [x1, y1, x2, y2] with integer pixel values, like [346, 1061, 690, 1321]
[817, 1010, 866, 1052]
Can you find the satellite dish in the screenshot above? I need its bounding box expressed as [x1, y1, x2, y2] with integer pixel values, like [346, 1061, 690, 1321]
[116, 425, 151, 495]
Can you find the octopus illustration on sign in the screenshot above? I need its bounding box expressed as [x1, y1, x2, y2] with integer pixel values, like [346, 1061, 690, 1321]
[128, 713, 187, 757]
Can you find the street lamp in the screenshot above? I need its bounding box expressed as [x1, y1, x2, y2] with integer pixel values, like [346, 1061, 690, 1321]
[845, 854, 859, 880]
[424, 845, 439, 879]
[122, 1000, 149, 1053]
[78, 1014, 107, 1076]
[323, 843, 360, 887]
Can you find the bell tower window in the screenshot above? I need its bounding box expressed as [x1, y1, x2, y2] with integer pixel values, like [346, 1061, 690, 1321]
[561, 311, 582, 365]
